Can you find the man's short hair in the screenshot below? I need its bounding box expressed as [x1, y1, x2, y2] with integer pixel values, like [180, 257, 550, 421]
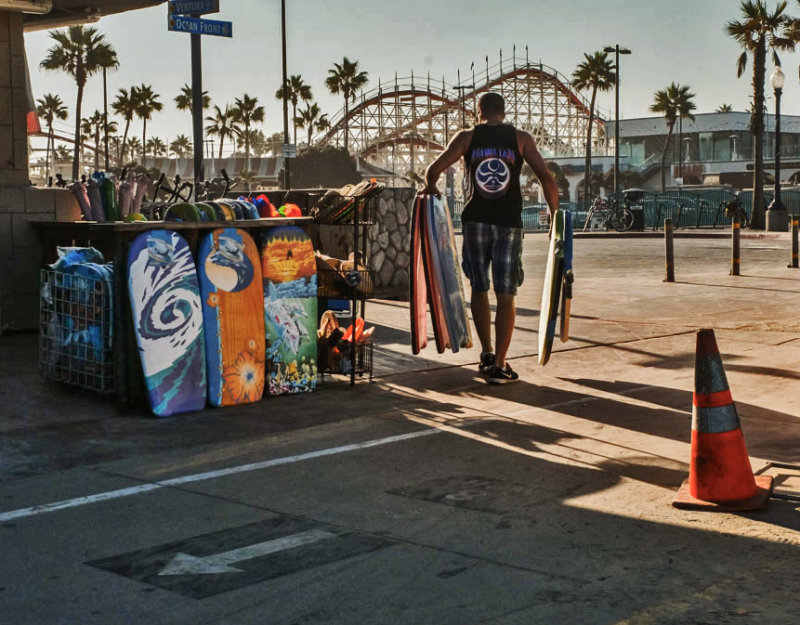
[478, 93, 505, 116]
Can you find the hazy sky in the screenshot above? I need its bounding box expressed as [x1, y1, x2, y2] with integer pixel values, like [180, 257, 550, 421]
[24, 0, 800, 150]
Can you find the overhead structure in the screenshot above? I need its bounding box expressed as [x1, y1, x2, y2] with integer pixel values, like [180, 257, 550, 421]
[317, 53, 609, 184]
[22, 0, 167, 30]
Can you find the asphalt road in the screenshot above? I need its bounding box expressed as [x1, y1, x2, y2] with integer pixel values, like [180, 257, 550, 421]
[2, 232, 800, 624]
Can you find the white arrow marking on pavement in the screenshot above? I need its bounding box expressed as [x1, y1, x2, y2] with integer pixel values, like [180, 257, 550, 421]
[158, 529, 337, 576]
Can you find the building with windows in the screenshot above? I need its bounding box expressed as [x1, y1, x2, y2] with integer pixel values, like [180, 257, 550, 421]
[608, 111, 800, 189]
[547, 111, 800, 203]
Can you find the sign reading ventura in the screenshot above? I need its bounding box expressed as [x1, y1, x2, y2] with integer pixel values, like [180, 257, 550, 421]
[169, 0, 220, 15]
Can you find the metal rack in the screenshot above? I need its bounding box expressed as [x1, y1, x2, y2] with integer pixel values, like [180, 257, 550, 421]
[39, 267, 116, 393]
[312, 192, 377, 385]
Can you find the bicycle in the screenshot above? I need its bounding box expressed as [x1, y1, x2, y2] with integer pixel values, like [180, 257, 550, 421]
[582, 196, 634, 232]
[194, 169, 236, 202]
[723, 197, 750, 229]
[139, 173, 193, 221]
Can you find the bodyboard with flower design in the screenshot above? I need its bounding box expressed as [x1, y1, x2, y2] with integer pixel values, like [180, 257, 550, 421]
[261, 226, 317, 395]
[198, 228, 266, 406]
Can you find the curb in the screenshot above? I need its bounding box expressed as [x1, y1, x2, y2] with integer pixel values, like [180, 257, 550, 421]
[571, 230, 792, 241]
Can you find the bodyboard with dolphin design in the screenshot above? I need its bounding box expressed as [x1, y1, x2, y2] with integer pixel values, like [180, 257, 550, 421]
[199, 228, 265, 406]
[261, 226, 318, 394]
[127, 230, 207, 416]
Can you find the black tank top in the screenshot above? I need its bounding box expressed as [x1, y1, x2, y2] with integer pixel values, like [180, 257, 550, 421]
[462, 123, 523, 228]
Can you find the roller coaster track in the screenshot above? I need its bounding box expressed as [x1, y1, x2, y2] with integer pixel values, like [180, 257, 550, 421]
[317, 55, 608, 183]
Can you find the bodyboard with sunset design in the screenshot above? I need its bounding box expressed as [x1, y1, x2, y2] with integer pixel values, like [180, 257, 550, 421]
[261, 226, 318, 394]
[198, 228, 266, 406]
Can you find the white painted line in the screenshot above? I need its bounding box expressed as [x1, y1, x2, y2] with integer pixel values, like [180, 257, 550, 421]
[0, 484, 163, 523]
[159, 429, 440, 487]
[0, 429, 440, 523]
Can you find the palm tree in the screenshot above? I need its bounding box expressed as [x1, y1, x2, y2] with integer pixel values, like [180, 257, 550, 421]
[726, 0, 796, 228]
[294, 102, 325, 148]
[237, 128, 267, 157]
[53, 144, 72, 163]
[36, 93, 68, 181]
[205, 104, 241, 174]
[81, 109, 116, 172]
[174, 83, 211, 112]
[316, 113, 331, 135]
[133, 84, 163, 161]
[232, 93, 265, 167]
[275, 74, 313, 146]
[650, 83, 697, 192]
[170, 134, 192, 158]
[146, 136, 167, 158]
[109, 134, 123, 164]
[571, 51, 616, 207]
[126, 137, 142, 161]
[325, 58, 368, 152]
[39, 25, 118, 180]
[716, 103, 734, 113]
[111, 87, 138, 164]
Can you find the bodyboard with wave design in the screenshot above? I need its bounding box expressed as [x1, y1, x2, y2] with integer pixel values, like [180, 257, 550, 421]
[198, 228, 265, 407]
[261, 226, 318, 395]
[127, 230, 207, 416]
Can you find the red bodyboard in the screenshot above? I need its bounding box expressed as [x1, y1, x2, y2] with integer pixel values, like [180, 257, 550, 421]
[410, 196, 429, 354]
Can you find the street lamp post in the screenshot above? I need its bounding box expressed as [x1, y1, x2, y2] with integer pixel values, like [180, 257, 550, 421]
[767, 66, 787, 231]
[604, 45, 631, 199]
[281, 0, 290, 190]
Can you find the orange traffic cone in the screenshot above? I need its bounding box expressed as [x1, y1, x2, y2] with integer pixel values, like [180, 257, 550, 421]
[673, 329, 773, 511]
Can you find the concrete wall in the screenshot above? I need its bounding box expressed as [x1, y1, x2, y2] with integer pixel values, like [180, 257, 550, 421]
[0, 187, 81, 332]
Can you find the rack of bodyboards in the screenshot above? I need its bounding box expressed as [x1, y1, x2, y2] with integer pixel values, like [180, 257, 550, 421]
[69, 169, 151, 222]
[410, 193, 473, 355]
[311, 180, 383, 385]
[39, 247, 116, 393]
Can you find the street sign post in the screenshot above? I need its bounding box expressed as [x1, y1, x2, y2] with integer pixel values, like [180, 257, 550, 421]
[281, 144, 297, 158]
[169, 0, 220, 15]
[168, 14, 232, 37]
[166, 1, 231, 198]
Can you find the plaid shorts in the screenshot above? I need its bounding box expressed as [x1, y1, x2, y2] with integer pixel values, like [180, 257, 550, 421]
[461, 222, 524, 295]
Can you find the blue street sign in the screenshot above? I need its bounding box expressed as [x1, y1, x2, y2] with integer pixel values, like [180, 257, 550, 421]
[168, 14, 232, 37]
[169, 0, 219, 15]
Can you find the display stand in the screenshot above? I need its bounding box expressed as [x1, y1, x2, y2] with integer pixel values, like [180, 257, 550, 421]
[34, 218, 312, 405]
[312, 193, 376, 386]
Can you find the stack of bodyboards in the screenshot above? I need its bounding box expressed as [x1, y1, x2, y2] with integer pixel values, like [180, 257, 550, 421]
[409, 193, 473, 355]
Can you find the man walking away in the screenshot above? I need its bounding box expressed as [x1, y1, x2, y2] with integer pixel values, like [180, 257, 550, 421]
[421, 92, 559, 383]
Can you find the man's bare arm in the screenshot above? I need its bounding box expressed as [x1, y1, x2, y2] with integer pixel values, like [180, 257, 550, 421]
[518, 130, 559, 216]
[421, 130, 472, 195]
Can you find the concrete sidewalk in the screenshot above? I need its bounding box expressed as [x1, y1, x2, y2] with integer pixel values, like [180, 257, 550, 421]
[2, 233, 800, 624]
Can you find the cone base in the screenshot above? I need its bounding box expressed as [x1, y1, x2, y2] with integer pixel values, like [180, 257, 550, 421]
[672, 475, 773, 511]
